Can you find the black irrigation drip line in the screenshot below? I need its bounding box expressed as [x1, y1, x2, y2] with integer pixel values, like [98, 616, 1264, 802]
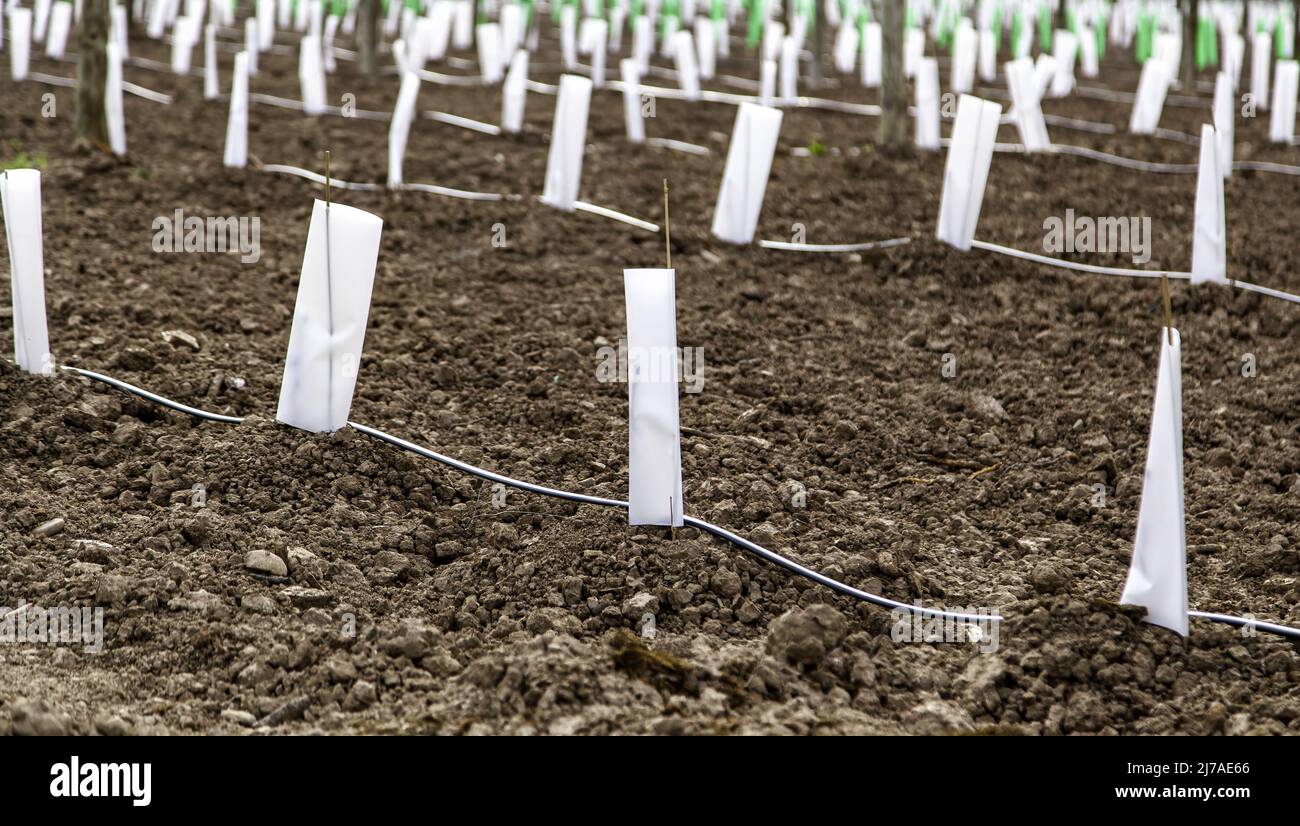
[59, 366, 990, 625]
[55, 365, 1300, 641]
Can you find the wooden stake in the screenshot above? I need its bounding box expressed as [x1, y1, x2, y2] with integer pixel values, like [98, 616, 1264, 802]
[1160, 273, 1173, 345]
[662, 178, 671, 269]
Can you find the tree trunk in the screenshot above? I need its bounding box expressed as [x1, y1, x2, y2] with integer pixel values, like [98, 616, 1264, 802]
[879, 0, 907, 149]
[1181, 0, 1199, 87]
[75, 0, 110, 152]
[358, 0, 381, 76]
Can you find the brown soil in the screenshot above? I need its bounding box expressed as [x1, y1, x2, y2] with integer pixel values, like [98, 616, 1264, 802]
[1, 23, 1299, 736]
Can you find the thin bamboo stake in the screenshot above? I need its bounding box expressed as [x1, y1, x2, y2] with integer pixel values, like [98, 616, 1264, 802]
[662, 179, 671, 269]
[1160, 273, 1173, 345]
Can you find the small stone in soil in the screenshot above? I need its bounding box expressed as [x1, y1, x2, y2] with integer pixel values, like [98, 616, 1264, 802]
[244, 549, 288, 577]
[34, 518, 65, 537]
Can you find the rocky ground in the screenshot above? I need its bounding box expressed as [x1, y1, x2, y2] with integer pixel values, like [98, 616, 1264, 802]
[1, 21, 1299, 735]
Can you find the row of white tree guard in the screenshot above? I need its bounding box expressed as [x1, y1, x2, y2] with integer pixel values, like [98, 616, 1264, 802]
[5, 0, 1300, 637]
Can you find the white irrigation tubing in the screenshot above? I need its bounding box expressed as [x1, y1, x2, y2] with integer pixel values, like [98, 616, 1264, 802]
[26, 71, 173, 104]
[1042, 113, 1116, 134]
[422, 110, 501, 135]
[259, 163, 656, 222]
[525, 79, 559, 95]
[127, 55, 195, 76]
[401, 181, 509, 201]
[258, 163, 504, 201]
[759, 237, 912, 253]
[1074, 84, 1208, 109]
[978, 140, 1300, 176]
[1151, 126, 1202, 145]
[1047, 143, 1200, 173]
[1234, 159, 1300, 176]
[571, 201, 660, 232]
[58, 364, 1300, 639]
[414, 68, 491, 87]
[250, 92, 483, 131]
[644, 137, 711, 156]
[970, 239, 1300, 305]
[55, 365, 993, 625]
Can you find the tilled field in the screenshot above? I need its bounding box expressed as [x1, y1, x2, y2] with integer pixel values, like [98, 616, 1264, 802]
[1, 24, 1299, 735]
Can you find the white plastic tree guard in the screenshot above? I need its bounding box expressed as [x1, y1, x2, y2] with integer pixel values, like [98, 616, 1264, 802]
[1, 169, 52, 375]
[1129, 58, 1169, 134]
[978, 27, 996, 83]
[33, 0, 51, 42]
[1049, 28, 1077, 97]
[245, 17, 259, 75]
[170, 14, 199, 74]
[1251, 31, 1271, 112]
[561, 5, 577, 69]
[501, 49, 529, 134]
[43, 0, 70, 60]
[588, 19, 608, 89]
[621, 58, 645, 144]
[388, 71, 421, 187]
[1191, 124, 1227, 286]
[10, 8, 31, 81]
[862, 22, 882, 87]
[477, 22, 503, 83]
[223, 51, 250, 169]
[915, 57, 941, 150]
[323, 14, 340, 73]
[711, 102, 783, 245]
[779, 35, 798, 102]
[541, 74, 593, 212]
[833, 19, 857, 75]
[623, 268, 684, 528]
[936, 94, 1001, 251]
[428, 1, 453, 60]
[1269, 60, 1299, 142]
[759, 59, 777, 106]
[695, 16, 716, 80]
[951, 18, 977, 94]
[204, 23, 219, 100]
[633, 14, 652, 73]
[276, 200, 384, 434]
[904, 26, 924, 78]
[1006, 57, 1051, 152]
[457, 0, 478, 48]
[299, 35, 327, 115]
[1121, 328, 1189, 637]
[110, 5, 129, 58]
[106, 41, 127, 156]
[1079, 25, 1099, 78]
[257, 0, 275, 50]
[673, 29, 700, 100]
[1213, 72, 1234, 179]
